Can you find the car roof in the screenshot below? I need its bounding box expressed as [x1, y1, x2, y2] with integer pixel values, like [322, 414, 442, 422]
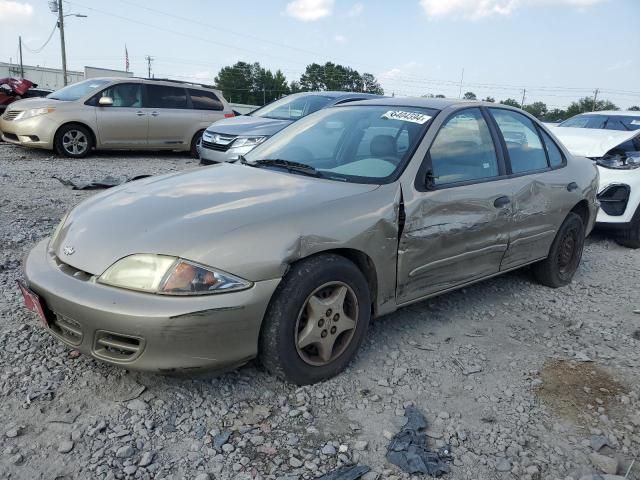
[286, 91, 382, 100]
[575, 110, 640, 117]
[86, 77, 222, 92]
[334, 96, 513, 110]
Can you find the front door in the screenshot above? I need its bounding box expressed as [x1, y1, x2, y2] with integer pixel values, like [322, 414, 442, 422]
[95, 82, 149, 148]
[397, 107, 512, 304]
[145, 84, 194, 149]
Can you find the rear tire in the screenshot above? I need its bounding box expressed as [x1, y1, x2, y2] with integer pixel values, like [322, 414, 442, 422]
[190, 130, 204, 159]
[259, 254, 371, 385]
[54, 124, 93, 158]
[533, 212, 585, 288]
[615, 206, 640, 249]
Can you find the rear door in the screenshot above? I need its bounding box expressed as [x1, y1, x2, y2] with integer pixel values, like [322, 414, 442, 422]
[94, 82, 149, 148]
[397, 107, 513, 303]
[145, 84, 194, 148]
[488, 108, 576, 269]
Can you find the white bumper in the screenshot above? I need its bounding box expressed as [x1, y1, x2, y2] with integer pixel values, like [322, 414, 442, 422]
[597, 165, 640, 224]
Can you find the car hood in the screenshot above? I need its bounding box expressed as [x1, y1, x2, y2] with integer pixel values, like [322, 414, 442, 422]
[548, 126, 640, 158]
[3, 97, 64, 111]
[206, 114, 293, 136]
[53, 163, 378, 277]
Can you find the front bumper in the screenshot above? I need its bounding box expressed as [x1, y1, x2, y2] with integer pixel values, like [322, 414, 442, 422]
[0, 115, 58, 150]
[23, 239, 280, 372]
[199, 143, 255, 164]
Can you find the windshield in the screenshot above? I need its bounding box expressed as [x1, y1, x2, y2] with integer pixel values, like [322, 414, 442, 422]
[559, 115, 607, 129]
[244, 105, 438, 183]
[47, 79, 110, 101]
[251, 94, 335, 121]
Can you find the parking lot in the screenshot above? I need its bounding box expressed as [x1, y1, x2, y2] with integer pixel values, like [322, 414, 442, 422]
[0, 142, 639, 480]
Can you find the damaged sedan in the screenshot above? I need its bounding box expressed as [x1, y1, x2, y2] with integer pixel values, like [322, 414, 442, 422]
[20, 98, 599, 384]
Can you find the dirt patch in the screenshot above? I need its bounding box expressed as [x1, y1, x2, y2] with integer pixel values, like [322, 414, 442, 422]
[536, 359, 627, 424]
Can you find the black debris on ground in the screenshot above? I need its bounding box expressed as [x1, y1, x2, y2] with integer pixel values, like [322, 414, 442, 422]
[52, 174, 151, 190]
[315, 464, 371, 480]
[386, 406, 452, 476]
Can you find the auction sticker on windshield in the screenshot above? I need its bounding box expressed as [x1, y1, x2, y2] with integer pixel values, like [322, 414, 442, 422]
[382, 111, 432, 124]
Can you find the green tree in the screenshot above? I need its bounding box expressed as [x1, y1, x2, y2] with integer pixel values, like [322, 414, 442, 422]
[299, 62, 383, 94]
[565, 97, 618, 117]
[543, 108, 569, 122]
[435, 94, 446, 98]
[482, 96, 495, 103]
[463, 91, 477, 100]
[628, 106, 640, 111]
[524, 101, 548, 119]
[215, 61, 289, 105]
[500, 98, 521, 108]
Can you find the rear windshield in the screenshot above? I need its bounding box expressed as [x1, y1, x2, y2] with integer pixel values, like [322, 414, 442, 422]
[559, 114, 640, 131]
[47, 79, 110, 101]
[251, 94, 334, 121]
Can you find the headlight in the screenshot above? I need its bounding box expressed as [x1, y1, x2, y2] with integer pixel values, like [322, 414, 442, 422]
[50, 211, 70, 248]
[98, 254, 252, 295]
[231, 136, 268, 148]
[15, 107, 56, 121]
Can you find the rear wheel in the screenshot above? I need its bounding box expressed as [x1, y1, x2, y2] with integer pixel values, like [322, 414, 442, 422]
[190, 130, 204, 158]
[259, 254, 371, 385]
[54, 124, 93, 158]
[533, 212, 585, 288]
[615, 206, 640, 249]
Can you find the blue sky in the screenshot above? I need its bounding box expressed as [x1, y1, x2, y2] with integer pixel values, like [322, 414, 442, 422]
[1, 0, 639, 108]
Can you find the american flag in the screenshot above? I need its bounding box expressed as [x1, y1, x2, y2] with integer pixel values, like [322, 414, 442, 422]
[125, 45, 129, 72]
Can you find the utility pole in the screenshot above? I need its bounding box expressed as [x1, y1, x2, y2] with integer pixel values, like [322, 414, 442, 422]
[145, 55, 153, 79]
[592, 88, 599, 112]
[458, 68, 464, 99]
[521, 88, 526, 109]
[57, 0, 67, 85]
[18, 36, 24, 79]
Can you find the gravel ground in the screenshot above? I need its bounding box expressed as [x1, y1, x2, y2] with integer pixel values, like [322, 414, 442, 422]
[1, 142, 639, 480]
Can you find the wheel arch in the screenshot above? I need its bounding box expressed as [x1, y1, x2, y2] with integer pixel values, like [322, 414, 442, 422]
[569, 199, 590, 234]
[286, 248, 379, 317]
[54, 121, 97, 151]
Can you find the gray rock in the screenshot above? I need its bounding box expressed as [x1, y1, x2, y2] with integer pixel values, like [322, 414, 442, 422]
[589, 452, 619, 474]
[10, 453, 23, 465]
[123, 465, 137, 475]
[126, 399, 148, 411]
[354, 440, 369, 451]
[194, 474, 211, 480]
[57, 440, 74, 453]
[495, 457, 512, 472]
[115, 445, 136, 459]
[289, 457, 303, 468]
[321, 444, 337, 455]
[5, 427, 21, 438]
[138, 451, 154, 467]
[591, 434, 610, 451]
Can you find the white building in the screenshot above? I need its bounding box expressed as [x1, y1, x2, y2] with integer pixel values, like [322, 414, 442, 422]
[0, 62, 132, 91]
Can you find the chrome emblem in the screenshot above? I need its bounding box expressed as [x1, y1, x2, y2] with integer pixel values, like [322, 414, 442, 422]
[63, 246, 75, 256]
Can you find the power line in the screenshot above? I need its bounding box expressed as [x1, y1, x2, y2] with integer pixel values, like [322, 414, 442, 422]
[21, 22, 58, 54]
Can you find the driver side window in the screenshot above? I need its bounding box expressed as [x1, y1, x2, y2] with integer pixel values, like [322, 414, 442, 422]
[98, 83, 142, 108]
[429, 108, 499, 186]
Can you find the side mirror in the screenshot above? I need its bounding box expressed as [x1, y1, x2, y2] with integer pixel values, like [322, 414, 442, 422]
[98, 96, 113, 106]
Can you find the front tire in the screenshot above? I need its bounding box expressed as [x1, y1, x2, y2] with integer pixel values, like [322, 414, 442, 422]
[54, 124, 93, 158]
[259, 254, 371, 385]
[615, 206, 640, 249]
[533, 212, 585, 288]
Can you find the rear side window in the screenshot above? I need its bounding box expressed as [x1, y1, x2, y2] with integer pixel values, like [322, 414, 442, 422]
[490, 109, 548, 173]
[540, 130, 564, 167]
[146, 85, 188, 109]
[429, 108, 499, 186]
[188, 89, 223, 111]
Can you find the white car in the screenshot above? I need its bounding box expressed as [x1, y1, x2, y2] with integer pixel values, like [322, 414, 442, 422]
[550, 125, 640, 248]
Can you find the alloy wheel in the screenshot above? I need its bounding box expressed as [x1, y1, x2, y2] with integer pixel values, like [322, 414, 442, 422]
[62, 129, 89, 156]
[295, 281, 359, 366]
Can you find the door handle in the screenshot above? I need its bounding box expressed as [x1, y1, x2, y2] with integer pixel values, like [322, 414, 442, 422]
[151, 112, 160, 117]
[493, 196, 511, 208]
[567, 182, 578, 192]
[135, 111, 145, 116]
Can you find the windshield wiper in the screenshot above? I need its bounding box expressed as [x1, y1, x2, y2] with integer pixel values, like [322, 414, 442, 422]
[244, 158, 323, 178]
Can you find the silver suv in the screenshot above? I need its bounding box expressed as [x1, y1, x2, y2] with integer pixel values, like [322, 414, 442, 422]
[0, 77, 234, 158]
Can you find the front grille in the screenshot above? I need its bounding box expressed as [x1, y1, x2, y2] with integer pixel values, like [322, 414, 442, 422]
[201, 140, 231, 152]
[2, 110, 21, 121]
[49, 313, 84, 346]
[93, 331, 144, 362]
[3, 132, 19, 141]
[598, 184, 630, 216]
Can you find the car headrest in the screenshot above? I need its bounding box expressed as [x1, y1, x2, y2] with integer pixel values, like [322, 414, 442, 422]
[370, 135, 397, 158]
